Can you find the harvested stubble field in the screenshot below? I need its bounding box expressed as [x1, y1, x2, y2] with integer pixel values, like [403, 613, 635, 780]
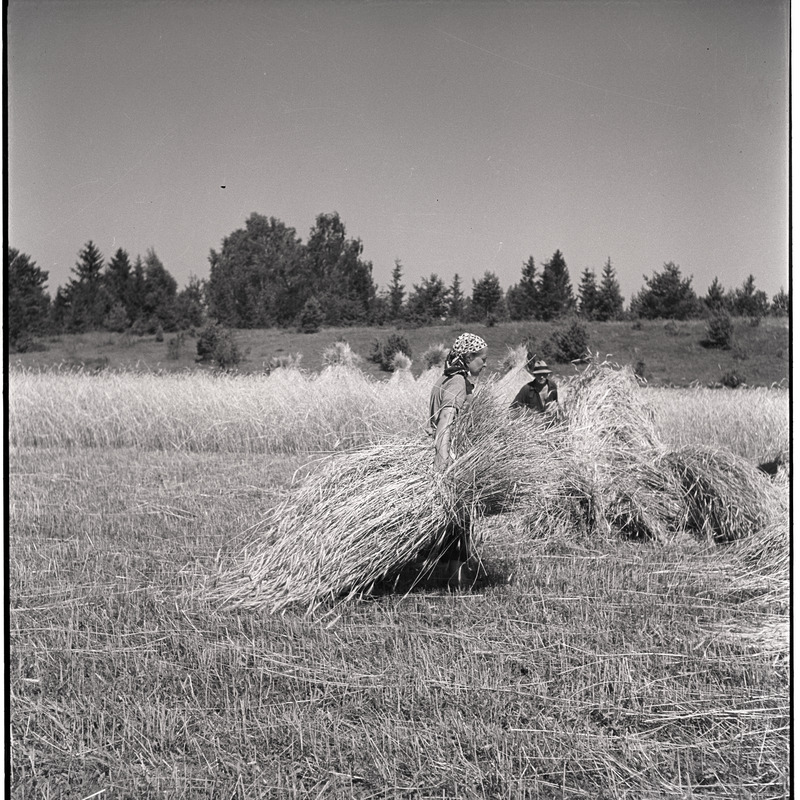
[9, 364, 789, 798]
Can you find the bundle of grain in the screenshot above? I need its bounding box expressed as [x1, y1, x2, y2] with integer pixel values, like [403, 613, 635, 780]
[204, 380, 570, 613]
[659, 444, 782, 542]
[560, 360, 660, 457]
[555, 360, 683, 539]
[205, 437, 446, 613]
[590, 458, 685, 541]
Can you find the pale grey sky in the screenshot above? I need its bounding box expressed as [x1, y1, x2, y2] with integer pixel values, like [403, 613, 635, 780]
[7, 0, 790, 305]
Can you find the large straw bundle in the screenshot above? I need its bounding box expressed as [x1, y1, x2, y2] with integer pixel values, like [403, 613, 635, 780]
[203, 360, 787, 613]
[659, 444, 782, 542]
[557, 361, 683, 540]
[560, 360, 661, 456]
[205, 380, 567, 613]
[205, 437, 448, 613]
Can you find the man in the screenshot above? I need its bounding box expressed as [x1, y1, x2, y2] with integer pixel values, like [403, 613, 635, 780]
[510, 357, 558, 414]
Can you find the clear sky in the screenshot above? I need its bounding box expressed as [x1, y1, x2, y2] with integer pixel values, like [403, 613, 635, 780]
[7, 0, 790, 306]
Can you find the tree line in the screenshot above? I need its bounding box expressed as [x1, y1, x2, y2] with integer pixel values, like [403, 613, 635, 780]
[7, 210, 790, 350]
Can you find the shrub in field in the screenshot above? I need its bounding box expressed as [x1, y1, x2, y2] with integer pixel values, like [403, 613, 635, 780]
[103, 301, 130, 333]
[701, 310, 733, 349]
[546, 319, 590, 363]
[196, 323, 241, 369]
[211, 330, 241, 370]
[369, 334, 412, 372]
[421, 343, 448, 370]
[297, 296, 324, 333]
[9, 333, 47, 354]
[720, 370, 746, 389]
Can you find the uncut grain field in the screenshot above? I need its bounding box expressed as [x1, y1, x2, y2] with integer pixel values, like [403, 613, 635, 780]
[9, 363, 789, 799]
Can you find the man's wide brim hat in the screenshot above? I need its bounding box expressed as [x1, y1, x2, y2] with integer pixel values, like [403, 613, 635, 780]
[530, 360, 552, 375]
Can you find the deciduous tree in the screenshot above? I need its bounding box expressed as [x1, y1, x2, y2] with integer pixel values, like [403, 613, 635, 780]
[207, 213, 306, 328]
[407, 274, 450, 323]
[630, 262, 699, 320]
[470, 271, 504, 321]
[305, 212, 376, 326]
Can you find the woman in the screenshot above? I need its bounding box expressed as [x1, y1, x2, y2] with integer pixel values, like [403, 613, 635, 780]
[425, 332, 488, 586]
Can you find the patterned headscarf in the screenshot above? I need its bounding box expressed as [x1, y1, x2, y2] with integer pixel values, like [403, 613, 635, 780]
[444, 332, 488, 377]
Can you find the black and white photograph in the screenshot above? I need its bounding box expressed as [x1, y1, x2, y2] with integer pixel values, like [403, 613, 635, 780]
[8, 1, 789, 796]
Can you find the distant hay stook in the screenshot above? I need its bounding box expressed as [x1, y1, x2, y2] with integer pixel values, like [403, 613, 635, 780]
[204, 360, 786, 614]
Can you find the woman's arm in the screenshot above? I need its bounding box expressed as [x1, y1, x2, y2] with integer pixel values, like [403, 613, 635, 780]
[433, 405, 456, 472]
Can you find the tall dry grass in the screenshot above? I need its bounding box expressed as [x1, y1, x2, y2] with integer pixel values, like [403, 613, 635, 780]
[8, 365, 788, 462]
[8, 366, 433, 453]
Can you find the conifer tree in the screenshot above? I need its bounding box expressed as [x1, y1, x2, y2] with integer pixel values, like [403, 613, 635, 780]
[471, 271, 504, 321]
[771, 287, 789, 316]
[536, 250, 575, 320]
[630, 262, 699, 320]
[7, 247, 50, 345]
[104, 248, 133, 317]
[449, 274, 465, 319]
[731, 274, 769, 318]
[577, 268, 598, 319]
[388, 259, 405, 320]
[507, 256, 539, 320]
[594, 258, 625, 321]
[704, 277, 727, 313]
[63, 240, 108, 331]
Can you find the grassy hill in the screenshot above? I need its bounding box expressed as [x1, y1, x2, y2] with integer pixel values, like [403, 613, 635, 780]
[9, 316, 789, 388]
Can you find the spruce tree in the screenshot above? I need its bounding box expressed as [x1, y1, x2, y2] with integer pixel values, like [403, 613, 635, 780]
[64, 240, 108, 331]
[7, 247, 50, 345]
[142, 248, 178, 330]
[577, 268, 598, 319]
[388, 259, 405, 320]
[704, 277, 727, 313]
[537, 250, 575, 321]
[104, 248, 133, 317]
[594, 258, 625, 321]
[449, 274, 465, 319]
[507, 256, 538, 320]
[632, 262, 699, 320]
[471, 271, 504, 321]
[406, 274, 450, 323]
